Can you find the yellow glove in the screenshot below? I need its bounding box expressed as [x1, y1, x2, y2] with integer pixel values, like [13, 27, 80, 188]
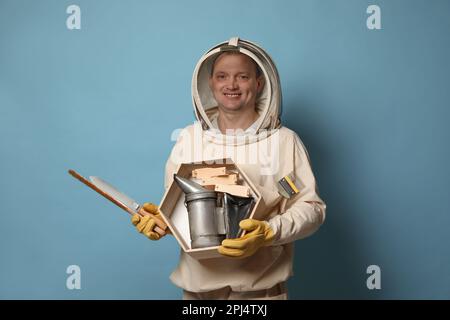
[131, 202, 169, 241]
[218, 219, 275, 258]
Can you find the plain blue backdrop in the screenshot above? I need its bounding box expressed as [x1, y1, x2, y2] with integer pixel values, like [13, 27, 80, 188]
[1, 0, 449, 299]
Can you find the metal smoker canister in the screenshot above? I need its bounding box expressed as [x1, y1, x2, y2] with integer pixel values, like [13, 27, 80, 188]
[185, 191, 225, 248]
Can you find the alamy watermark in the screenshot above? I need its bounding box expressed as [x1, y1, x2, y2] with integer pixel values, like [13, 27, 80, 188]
[66, 265, 81, 290]
[366, 265, 381, 290]
[66, 5, 81, 30]
[169, 125, 281, 176]
[367, 5, 381, 30]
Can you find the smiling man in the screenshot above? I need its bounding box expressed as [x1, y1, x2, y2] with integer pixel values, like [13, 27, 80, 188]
[208, 52, 264, 133]
[131, 37, 326, 300]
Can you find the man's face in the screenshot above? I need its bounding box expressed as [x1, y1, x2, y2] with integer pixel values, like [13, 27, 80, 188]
[209, 53, 264, 113]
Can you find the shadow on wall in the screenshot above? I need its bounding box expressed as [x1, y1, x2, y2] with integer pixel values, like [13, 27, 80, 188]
[283, 97, 382, 300]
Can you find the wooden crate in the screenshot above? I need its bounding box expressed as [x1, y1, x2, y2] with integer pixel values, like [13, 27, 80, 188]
[158, 158, 262, 260]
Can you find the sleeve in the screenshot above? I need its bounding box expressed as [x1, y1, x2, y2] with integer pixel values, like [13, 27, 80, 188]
[267, 132, 326, 246]
[163, 126, 190, 191]
[164, 152, 178, 192]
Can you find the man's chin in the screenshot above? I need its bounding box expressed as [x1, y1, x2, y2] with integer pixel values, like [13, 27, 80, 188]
[217, 102, 245, 112]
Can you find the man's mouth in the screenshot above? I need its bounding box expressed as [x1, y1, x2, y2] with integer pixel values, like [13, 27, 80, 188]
[223, 93, 241, 98]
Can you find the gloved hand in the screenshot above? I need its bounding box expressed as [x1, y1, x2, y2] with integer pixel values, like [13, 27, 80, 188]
[218, 219, 275, 258]
[131, 202, 169, 240]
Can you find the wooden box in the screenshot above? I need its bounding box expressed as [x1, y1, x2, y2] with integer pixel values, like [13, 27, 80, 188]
[158, 158, 262, 260]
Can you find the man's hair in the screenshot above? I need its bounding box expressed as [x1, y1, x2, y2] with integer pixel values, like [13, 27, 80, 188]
[210, 51, 262, 78]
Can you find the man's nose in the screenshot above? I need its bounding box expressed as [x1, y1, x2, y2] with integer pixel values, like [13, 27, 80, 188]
[226, 77, 238, 89]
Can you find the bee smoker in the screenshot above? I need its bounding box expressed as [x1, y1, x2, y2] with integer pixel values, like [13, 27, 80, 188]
[173, 174, 254, 249]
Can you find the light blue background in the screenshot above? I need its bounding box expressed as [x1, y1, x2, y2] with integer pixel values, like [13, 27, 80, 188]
[1, 0, 449, 299]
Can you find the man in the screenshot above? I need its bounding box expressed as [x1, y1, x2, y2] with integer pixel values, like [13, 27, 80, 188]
[132, 37, 326, 300]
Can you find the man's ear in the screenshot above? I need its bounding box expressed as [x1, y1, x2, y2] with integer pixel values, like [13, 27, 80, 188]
[256, 75, 265, 93]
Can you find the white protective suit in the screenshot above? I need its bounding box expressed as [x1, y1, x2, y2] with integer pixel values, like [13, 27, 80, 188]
[164, 37, 326, 293]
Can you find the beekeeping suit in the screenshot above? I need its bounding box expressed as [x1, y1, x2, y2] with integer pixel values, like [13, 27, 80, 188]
[164, 37, 326, 297]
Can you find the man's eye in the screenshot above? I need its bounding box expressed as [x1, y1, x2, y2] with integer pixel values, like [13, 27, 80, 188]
[239, 75, 249, 80]
[216, 75, 225, 79]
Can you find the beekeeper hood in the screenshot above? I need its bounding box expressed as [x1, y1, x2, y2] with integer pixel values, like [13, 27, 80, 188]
[192, 37, 282, 145]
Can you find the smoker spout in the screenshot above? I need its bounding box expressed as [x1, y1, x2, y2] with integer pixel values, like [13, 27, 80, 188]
[173, 174, 209, 194]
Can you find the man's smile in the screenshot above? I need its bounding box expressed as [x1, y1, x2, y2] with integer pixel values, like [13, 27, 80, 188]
[223, 93, 242, 98]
